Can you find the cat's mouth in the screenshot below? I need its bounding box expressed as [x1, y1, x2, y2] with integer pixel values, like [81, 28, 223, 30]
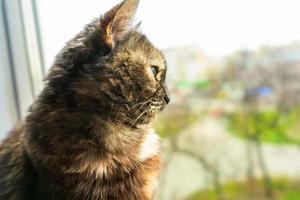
[127, 100, 164, 127]
[150, 102, 166, 112]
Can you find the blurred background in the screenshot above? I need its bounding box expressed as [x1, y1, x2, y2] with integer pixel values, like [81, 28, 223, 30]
[1, 0, 300, 199]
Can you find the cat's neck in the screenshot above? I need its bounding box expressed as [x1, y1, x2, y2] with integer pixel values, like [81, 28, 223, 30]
[26, 104, 146, 148]
[25, 103, 157, 166]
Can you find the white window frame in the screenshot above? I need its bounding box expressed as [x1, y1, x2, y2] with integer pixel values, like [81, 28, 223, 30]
[0, 0, 44, 136]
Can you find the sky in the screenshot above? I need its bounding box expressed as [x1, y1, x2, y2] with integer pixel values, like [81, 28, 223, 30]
[37, 0, 300, 68]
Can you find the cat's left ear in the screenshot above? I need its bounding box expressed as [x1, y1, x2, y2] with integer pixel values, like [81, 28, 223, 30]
[99, 0, 140, 49]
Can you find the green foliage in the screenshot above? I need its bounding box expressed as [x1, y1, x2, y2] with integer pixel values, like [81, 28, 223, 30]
[188, 190, 216, 200]
[226, 108, 300, 144]
[281, 191, 300, 200]
[187, 178, 300, 200]
[177, 79, 211, 90]
[194, 79, 211, 89]
[154, 105, 201, 138]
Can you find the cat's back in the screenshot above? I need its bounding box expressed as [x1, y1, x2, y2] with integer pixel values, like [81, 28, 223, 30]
[0, 123, 36, 200]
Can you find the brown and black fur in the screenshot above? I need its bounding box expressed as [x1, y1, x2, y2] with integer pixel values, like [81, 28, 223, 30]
[0, 0, 169, 199]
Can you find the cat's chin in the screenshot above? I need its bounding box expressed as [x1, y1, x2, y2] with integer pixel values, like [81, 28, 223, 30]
[125, 113, 158, 129]
[135, 123, 153, 130]
[140, 110, 161, 125]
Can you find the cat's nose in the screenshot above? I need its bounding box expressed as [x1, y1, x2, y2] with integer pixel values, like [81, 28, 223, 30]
[163, 95, 170, 104]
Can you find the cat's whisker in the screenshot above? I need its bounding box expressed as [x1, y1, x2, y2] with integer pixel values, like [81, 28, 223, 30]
[130, 107, 150, 128]
[132, 99, 152, 108]
[141, 112, 150, 126]
[135, 101, 151, 114]
[132, 93, 157, 107]
[113, 108, 122, 122]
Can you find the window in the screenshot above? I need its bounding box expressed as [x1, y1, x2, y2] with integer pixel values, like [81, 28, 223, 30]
[0, 0, 44, 137]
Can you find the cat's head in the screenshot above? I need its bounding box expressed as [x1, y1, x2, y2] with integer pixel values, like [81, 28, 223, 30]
[47, 0, 169, 128]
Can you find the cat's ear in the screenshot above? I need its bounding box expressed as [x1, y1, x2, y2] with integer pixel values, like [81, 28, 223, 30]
[99, 0, 140, 49]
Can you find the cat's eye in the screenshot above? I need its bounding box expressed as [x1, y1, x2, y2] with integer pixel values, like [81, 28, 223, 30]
[151, 66, 158, 77]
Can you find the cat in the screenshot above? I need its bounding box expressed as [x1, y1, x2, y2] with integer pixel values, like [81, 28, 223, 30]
[0, 0, 169, 199]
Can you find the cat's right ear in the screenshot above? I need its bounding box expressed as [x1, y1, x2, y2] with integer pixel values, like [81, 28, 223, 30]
[99, 0, 139, 50]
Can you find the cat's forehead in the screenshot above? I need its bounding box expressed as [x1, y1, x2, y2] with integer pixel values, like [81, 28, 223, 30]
[116, 31, 166, 68]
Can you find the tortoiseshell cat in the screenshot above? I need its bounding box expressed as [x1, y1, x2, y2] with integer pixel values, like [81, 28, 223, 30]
[0, 0, 169, 199]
